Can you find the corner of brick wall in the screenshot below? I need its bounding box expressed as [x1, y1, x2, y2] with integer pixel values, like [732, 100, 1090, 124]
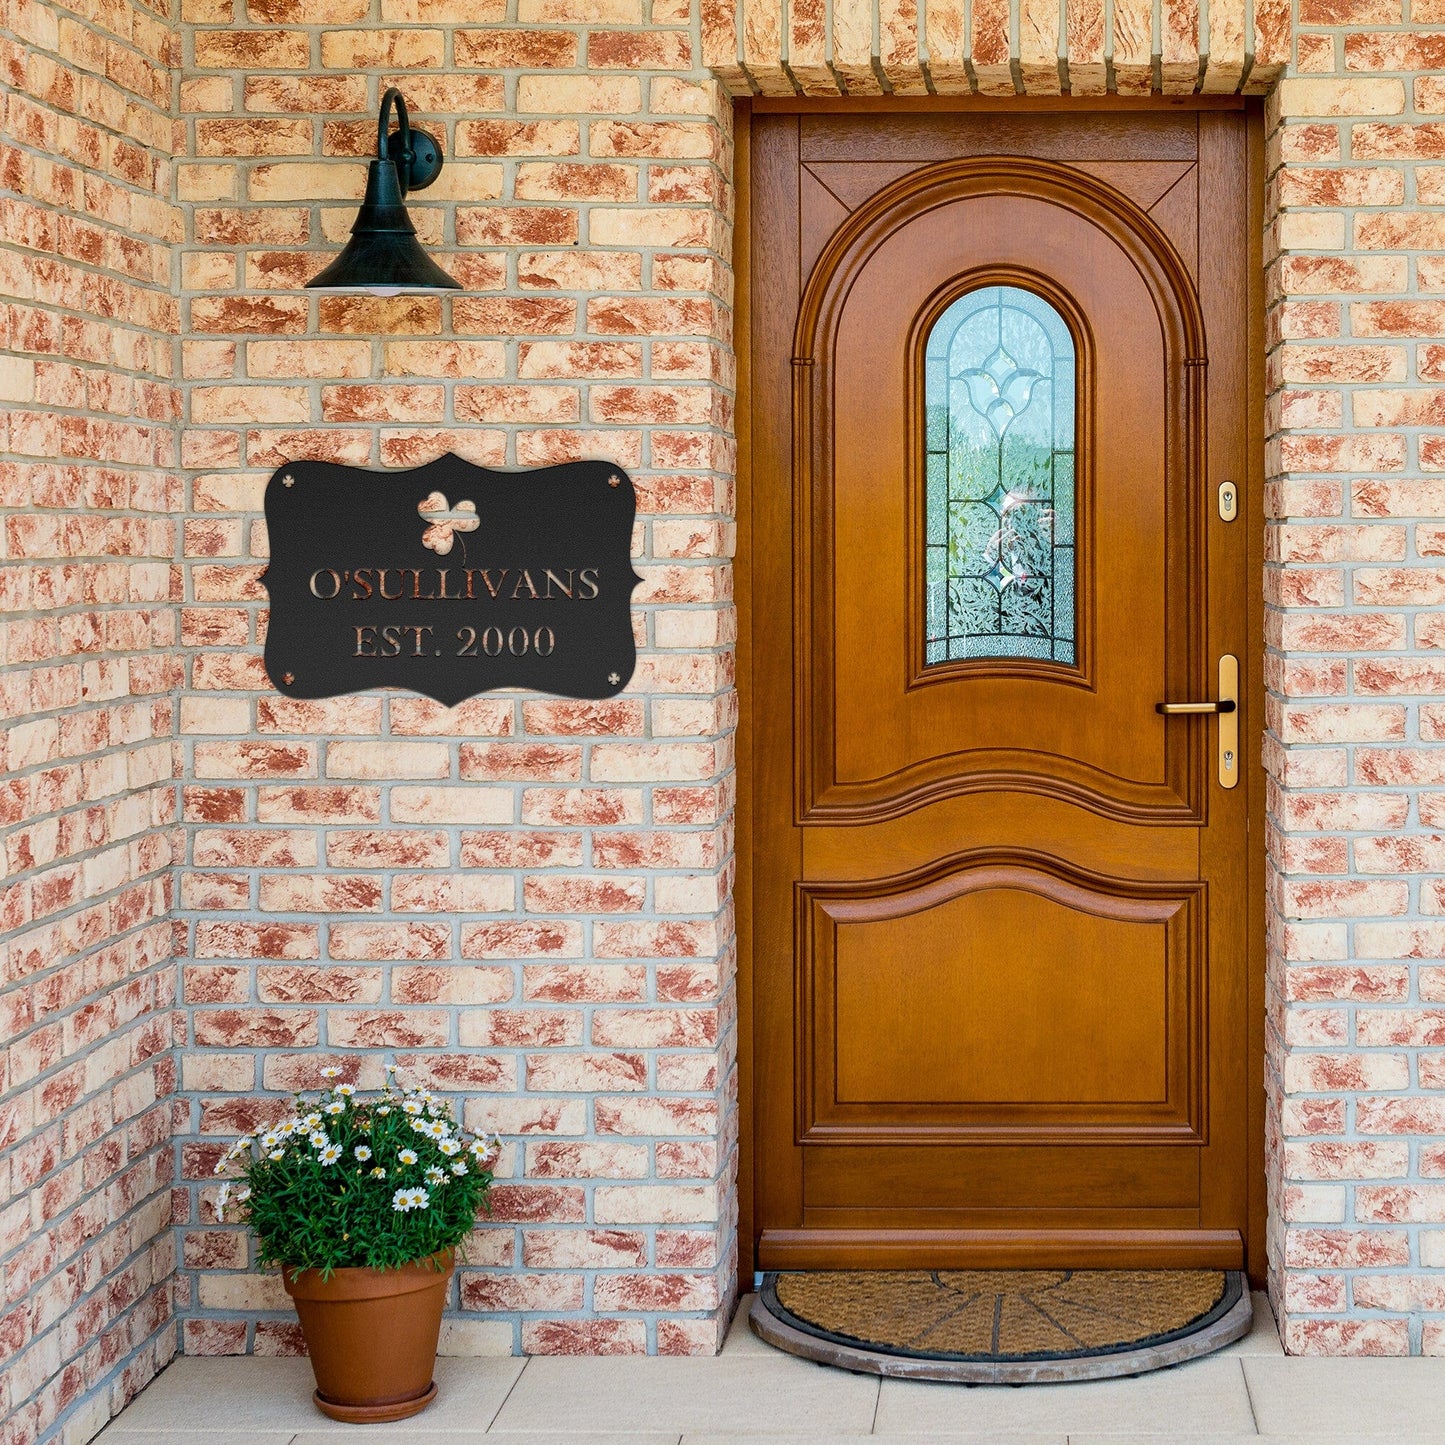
[1264, 5, 1445, 1354]
[0, 0, 185, 1439]
[23, 0, 1445, 1399]
[171, 1, 740, 1359]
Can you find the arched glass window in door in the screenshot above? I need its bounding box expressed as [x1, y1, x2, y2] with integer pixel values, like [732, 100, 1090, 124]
[924, 285, 1076, 666]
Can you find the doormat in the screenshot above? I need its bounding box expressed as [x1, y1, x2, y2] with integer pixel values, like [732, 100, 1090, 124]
[750, 1269, 1251, 1383]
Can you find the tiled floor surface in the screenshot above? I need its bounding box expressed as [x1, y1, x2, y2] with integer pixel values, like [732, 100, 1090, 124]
[96, 1293, 1445, 1442]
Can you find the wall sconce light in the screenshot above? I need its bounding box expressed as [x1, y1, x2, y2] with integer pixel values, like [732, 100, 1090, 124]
[306, 87, 460, 296]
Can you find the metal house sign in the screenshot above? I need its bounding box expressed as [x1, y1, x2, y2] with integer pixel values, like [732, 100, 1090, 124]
[260, 454, 642, 706]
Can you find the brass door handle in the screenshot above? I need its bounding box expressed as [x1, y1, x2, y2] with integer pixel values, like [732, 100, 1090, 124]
[1155, 655, 1239, 789]
[1155, 699, 1236, 714]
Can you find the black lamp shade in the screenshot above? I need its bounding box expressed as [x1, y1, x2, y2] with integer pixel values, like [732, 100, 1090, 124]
[306, 89, 460, 296]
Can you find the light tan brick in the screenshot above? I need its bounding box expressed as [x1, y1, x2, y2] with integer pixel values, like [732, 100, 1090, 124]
[517, 76, 642, 115]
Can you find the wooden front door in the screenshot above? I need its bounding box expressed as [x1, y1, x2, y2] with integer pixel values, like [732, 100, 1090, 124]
[744, 106, 1262, 1273]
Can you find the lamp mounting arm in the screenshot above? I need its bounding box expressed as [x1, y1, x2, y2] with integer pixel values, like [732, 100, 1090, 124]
[377, 86, 443, 197]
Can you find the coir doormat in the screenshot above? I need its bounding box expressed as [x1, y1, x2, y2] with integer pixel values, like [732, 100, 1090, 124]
[751, 1269, 1252, 1383]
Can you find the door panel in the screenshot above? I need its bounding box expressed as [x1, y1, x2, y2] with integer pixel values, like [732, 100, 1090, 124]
[805, 172, 1198, 825]
[804, 1146, 1201, 1212]
[833, 886, 1170, 1106]
[749, 108, 1257, 1271]
[802, 861, 1200, 1136]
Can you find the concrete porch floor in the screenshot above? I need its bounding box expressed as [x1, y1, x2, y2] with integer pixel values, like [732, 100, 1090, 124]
[96, 1293, 1445, 1442]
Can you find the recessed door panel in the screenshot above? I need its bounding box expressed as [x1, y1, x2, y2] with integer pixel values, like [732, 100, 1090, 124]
[804, 1145, 1202, 1212]
[834, 895, 1170, 1106]
[800, 857, 1203, 1146]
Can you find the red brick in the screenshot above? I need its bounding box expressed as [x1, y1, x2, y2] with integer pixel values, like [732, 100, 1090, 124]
[454, 211, 579, 248]
[521, 1319, 647, 1355]
[461, 921, 583, 960]
[193, 1010, 318, 1047]
[194, 922, 319, 960]
[459, 742, 582, 782]
[327, 1010, 450, 1049]
[329, 922, 450, 962]
[524, 877, 646, 914]
[454, 120, 579, 157]
[461, 1272, 584, 1311]
[456, 28, 577, 67]
[526, 1053, 648, 1092]
[460, 1010, 582, 1047]
[588, 31, 693, 69]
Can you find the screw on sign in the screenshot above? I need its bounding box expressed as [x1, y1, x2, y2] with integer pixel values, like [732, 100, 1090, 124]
[260, 454, 643, 707]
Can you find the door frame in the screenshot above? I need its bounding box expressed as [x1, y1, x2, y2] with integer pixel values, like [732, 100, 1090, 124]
[734, 95, 1268, 1286]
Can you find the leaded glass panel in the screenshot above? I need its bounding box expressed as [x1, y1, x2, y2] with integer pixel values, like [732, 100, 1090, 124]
[924, 285, 1077, 666]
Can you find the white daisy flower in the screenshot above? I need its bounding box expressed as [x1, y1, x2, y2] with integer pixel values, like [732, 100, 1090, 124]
[324, 1100, 344, 1116]
[386, 1063, 399, 1074]
[319, 1143, 342, 1165]
[302, 1113, 322, 1130]
[309, 1131, 329, 1149]
[402, 1100, 423, 1116]
[354, 1145, 372, 1162]
[235, 1186, 250, 1203]
[450, 1160, 468, 1176]
[425, 1165, 445, 1184]
[215, 1182, 231, 1219]
[376, 1105, 392, 1116]
[321, 1066, 341, 1079]
[259, 1132, 279, 1150]
[269, 1149, 285, 1161]
[424, 1120, 448, 1140]
[392, 1186, 429, 1212]
[398, 1148, 418, 1166]
[438, 1139, 461, 1156]
[335, 1083, 356, 1097]
[370, 1166, 387, 1179]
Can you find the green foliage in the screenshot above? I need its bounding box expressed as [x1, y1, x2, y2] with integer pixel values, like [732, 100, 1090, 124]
[214, 1067, 499, 1277]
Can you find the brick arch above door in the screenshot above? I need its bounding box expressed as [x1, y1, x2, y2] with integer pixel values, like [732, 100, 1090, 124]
[702, 0, 1287, 97]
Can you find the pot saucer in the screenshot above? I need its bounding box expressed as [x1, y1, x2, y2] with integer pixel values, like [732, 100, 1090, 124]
[312, 1380, 437, 1423]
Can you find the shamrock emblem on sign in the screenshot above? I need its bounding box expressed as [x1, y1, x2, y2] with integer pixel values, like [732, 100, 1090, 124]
[418, 491, 479, 556]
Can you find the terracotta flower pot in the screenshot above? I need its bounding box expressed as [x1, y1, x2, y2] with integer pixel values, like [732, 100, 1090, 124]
[282, 1250, 453, 1423]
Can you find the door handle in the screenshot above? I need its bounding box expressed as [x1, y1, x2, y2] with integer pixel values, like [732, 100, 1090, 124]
[1156, 656, 1239, 790]
[1155, 700, 1236, 715]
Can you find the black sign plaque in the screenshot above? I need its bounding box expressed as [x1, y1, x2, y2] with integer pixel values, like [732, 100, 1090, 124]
[261, 453, 642, 706]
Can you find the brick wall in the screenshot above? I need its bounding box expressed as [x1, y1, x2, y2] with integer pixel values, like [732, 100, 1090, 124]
[0, 0, 183, 1439]
[1265, 21, 1445, 1354]
[19, 0, 1445, 1433]
[170, 3, 739, 1360]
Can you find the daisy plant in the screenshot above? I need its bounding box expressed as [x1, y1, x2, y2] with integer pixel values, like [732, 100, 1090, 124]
[214, 1066, 500, 1277]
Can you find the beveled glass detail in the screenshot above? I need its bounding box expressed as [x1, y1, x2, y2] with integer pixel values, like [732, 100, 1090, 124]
[924, 285, 1077, 666]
